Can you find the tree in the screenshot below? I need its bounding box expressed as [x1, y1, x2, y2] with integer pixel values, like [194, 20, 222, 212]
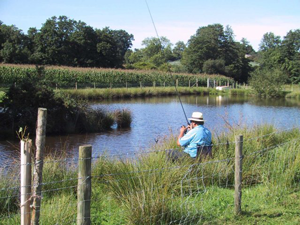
[202, 59, 225, 74]
[280, 29, 300, 83]
[257, 30, 300, 84]
[259, 32, 281, 52]
[31, 16, 77, 65]
[241, 38, 255, 55]
[0, 23, 29, 63]
[182, 24, 226, 73]
[181, 24, 253, 82]
[249, 67, 287, 97]
[172, 41, 186, 60]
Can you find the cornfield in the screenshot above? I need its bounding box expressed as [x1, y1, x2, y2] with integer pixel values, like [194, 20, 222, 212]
[0, 64, 233, 88]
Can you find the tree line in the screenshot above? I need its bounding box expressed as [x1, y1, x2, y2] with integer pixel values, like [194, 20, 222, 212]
[0, 16, 299, 84]
[0, 16, 134, 68]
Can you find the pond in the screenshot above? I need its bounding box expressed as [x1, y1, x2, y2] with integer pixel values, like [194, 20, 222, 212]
[1, 95, 300, 166]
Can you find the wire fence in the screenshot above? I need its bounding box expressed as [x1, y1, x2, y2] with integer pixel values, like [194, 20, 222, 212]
[0, 125, 299, 224]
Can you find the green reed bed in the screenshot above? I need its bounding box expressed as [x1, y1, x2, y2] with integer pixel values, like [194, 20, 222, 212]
[59, 86, 210, 100]
[286, 91, 300, 100]
[1, 124, 300, 224]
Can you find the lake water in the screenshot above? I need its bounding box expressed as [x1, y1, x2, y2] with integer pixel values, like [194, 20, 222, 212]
[1, 95, 300, 166]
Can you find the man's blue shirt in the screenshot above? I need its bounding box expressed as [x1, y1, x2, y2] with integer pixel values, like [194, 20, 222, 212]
[179, 125, 212, 158]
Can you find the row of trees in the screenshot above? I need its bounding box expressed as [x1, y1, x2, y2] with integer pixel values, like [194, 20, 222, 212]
[0, 16, 134, 68]
[1, 16, 299, 84]
[125, 24, 255, 82]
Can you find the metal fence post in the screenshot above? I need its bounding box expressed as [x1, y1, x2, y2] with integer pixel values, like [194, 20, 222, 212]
[235, 134, 243, 215]
[77, 145, 92, 225]
[21, 139, 32, 225]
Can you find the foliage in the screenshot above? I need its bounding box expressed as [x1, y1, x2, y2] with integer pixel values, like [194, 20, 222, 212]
[249, 67, 288, 97]
[202, 59, 225, 74]
[0, 16, 134, 68]
[181, 24, 253, 82]
[0, 68, 127, 137]
[258, 30, 300, 84]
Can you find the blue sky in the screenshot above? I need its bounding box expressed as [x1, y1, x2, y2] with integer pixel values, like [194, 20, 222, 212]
[1, 0, 299, 51]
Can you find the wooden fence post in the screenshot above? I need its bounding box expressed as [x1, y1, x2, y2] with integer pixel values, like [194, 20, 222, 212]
[176, 79, 178, 87]
[77, 145, 92, 225]
[235, 134, 243, 215]
[21, 139, 32, 225]
[153, 81, 156, 88]
[140, 81, 142, 89]
[75, 82, 78, 90]
[207, 78, 209, 88]
[32, 108, 47, 225]
[196, 78, 198, 87]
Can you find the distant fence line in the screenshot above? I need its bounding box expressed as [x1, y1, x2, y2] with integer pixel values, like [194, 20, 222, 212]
[2, 79, 245, 89]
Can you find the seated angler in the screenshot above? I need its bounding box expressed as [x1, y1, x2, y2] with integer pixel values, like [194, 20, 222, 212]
[167, 112, 212, 162]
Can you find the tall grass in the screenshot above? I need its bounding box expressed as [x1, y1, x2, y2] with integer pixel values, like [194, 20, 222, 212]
[59, 87, 210, 100]
[1, 124, 300, 224]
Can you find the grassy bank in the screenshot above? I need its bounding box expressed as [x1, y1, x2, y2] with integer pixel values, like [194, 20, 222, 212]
[1, 124, 300, 224]
[58, 86, 254, 100]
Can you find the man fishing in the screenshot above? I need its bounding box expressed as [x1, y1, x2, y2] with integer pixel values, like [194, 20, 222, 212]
[167, 112, 212, 161]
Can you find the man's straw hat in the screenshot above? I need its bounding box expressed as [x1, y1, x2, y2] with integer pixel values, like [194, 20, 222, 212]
[189, 112, 205, 122]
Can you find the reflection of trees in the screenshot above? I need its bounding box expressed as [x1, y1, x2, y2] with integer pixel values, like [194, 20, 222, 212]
[95, 95, 299, 108]
[99, 95, 251, 106]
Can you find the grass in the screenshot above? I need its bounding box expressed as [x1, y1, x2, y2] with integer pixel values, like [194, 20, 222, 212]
[58, 86, 212, 100]
[0, 124, 300, 224]
[0, 91, 5, 103]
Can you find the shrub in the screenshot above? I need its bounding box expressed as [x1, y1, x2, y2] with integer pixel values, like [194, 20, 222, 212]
[249, 68, 288, 97]
[0, 69, 123, 137]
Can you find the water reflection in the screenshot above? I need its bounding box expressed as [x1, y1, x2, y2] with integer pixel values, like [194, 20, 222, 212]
[1, 95, 299, 166]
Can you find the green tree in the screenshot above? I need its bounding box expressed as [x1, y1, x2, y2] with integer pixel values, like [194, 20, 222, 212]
[0, 23, 29, 63]
[182, 24, 225, 73]
[257, 30, 300, 84]
[280, 29, 300, 83]
[181, 24, 253, 82]
[249, 67, 287, 97]
[173, 41, 186, 60]
[202, 59, 225, 74]
[259, 32, 281, 51]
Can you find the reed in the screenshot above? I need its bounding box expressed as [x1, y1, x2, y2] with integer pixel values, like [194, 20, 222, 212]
[114, 109, 132, 128]
[59, 87, 210, 100]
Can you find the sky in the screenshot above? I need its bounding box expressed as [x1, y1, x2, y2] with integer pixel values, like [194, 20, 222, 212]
[0, 0, 299, 51]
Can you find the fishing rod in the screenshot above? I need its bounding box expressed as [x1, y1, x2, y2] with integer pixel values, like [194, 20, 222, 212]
[174, 84, 189, 125]
[145, 0, 189, 126]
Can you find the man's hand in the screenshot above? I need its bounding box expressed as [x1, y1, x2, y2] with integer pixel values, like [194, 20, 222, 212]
[180, 125, 187, 133]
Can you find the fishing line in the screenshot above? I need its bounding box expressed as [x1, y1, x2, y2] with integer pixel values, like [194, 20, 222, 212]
[145, 0, 160, 41]
[144, 0, 189, 125]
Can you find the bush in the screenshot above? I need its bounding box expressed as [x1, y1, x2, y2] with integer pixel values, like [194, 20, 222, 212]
[249, 67, 288, 97]
[0, 69, 121, 137]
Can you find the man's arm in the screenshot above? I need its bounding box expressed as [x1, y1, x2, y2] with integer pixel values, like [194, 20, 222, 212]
[177, 125, 188, 146]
